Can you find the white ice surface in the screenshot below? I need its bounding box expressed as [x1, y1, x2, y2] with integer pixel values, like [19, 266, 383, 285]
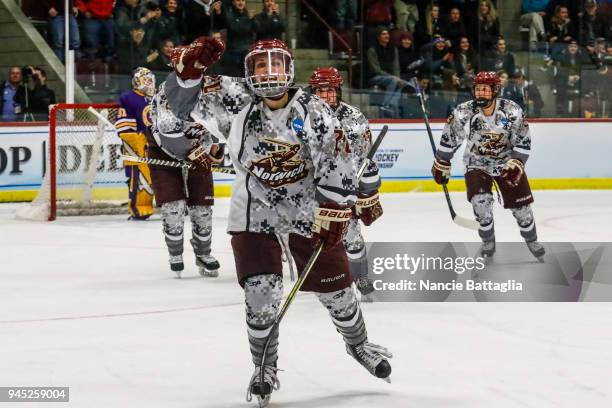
[1, 191, 612, 407]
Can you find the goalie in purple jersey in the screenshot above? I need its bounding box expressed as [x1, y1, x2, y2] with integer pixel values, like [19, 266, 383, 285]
[151, 37, 392, 407]
[431, 71, 545, 261]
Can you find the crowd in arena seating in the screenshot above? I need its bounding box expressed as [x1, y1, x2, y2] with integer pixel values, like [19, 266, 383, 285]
[7, 0, 612, 121]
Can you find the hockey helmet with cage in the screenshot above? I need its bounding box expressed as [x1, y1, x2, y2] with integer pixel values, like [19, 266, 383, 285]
[309, 67, 343, 108]
[473, 71, 500, 107]
[132, 67, 156, 97]
[245, 39, 294, 98]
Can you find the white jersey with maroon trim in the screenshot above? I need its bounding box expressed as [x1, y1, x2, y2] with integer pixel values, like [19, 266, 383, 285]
[334, 101, 380, 195]
[436, 98, 532, 176]
[227, 89, 357, 235]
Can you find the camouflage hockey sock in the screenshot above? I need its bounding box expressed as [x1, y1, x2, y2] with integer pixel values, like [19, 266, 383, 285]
[317, 288, 367, 346]
[244, 274, 283, 365]
[161, 200, 186, 256]
[188, 205, 213, 256]
[343, 219, 368, 281]
[471, 193, 495, 242]
[512, 205, 538, 242]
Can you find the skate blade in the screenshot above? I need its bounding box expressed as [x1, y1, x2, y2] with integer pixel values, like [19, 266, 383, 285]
[199, 267, 219, 278]
[257, 395, 270, 407]
[174, 271, 182, 279]
[382, 376, 392, 384]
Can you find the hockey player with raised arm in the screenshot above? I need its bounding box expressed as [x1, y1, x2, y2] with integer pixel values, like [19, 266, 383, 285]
[431, 71, 545, 261]
[308, 67, 383, 298]
[114, 67, 156, 220]
[151, 38, 392, 407]
[147, 37, 228, 278]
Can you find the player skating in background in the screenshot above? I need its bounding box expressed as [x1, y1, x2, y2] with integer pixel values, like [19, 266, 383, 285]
[148, 38, 228, 278]
[431, 71, 545, 261]
[153, 37, 392, 407]
[308, 67, 383, 299]
[114, 67, 155, 220]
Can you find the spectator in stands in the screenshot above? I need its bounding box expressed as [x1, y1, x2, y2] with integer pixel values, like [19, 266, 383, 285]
[117, 24, 154, 74]
[483, 36, 516, 74]
[452, 36, 478, 83]
[394, 1, 419, 32]
[115, 0, 143, 45]
[76, 0, 115, 62]
[398, 31, 424, 80]
[422, 36, 454, 89]
[554, 39, 591, 115]
[140, 1, 163, 49]
[44, 0, 81, 62]
[473, 0, 500, 55]
[366, 26, 410, 116]
[498, 69, 523, 106]
[520, 0, 551, 51]
[157, 0, 183, 46]
[254, 0, 286, 41]
[513, 67, 544, 117]
[148, 38, 174, 72]
[184, 0, 222, 43]
[364, 0, 395, 47]
[415, 3, 443, 46]
[222, 0, 255, 77]
[546, 5, 577, 59]
[0, 67, 26, 122]
[335, 0, 357, 31]
[442, 7, 468, 50]
[23, 67, 57, 120]
[579, 0, 608, 53]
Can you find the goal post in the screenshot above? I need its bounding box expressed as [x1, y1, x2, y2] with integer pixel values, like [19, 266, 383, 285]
[16, 103, 129, 221]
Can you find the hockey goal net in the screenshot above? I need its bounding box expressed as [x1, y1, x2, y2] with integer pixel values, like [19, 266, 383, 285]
[16, 103, 128, 221]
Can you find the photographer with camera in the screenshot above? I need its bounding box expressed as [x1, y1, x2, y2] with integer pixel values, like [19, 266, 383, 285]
[1, 66, 27, 122]
[12, 66, 57, 121]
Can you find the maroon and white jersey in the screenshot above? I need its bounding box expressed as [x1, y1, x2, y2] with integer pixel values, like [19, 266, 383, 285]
[436, 98, 532, 176]
[227, 89, 357, 235]
[334, 101, 380, 195]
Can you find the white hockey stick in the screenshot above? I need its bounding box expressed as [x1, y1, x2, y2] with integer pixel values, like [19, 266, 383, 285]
[120, 154, 236, 174]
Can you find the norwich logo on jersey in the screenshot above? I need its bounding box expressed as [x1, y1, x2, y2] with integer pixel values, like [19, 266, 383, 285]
[249, 138, 309, 188]
[475, 132, 507, 157]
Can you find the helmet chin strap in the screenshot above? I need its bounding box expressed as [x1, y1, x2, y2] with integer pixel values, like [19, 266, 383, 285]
[475, 97, 494, 108]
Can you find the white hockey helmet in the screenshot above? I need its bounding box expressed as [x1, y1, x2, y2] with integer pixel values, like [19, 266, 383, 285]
[132, 67, 156, 97]
[244, 39, 294, 98]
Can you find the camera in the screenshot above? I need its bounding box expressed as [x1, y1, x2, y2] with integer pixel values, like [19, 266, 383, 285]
[22, 66, 34, 78]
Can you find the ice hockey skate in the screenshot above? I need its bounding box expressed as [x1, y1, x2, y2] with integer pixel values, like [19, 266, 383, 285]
[169, 255, 184, 278]
[526, 240, 545, 262]
[346, 341, 393, 382]
[196, 254, 220, 277]
[246, 364, 280, 407]
[479, 240, 496, 262]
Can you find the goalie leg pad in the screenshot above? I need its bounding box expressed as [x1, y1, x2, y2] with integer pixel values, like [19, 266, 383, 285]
[317, 288, 367, 346]
[162, 200, 186, 255]
[511, 205, 538, 242]
[343, 219, 368, 281]
[244, 274, 283, 365]
[188, 205, 213, 255]
[471, 193, 495, 242]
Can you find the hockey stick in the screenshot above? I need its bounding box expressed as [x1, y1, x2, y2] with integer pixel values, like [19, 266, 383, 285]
[411, 81, 479, 230]
[120, 154, 237, 174]
[258, 126, 389, 397]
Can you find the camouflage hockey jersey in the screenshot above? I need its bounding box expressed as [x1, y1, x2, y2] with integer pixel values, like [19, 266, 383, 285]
[150, 74, 251, 160]
[226, 89, 357, 235]
[436, 98, 531, 176]
[334, 101, 380, 195]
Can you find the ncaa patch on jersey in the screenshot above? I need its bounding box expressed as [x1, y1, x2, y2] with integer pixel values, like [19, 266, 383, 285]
[292, 118, 304, 133]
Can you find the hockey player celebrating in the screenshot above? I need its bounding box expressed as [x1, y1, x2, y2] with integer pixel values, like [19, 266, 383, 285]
[308, 67, 383, 298]
[114, 67, 156, 220]
[151, 38, 392, 406]
[147, 38, 226, 278]
[431, 71, 545, 261]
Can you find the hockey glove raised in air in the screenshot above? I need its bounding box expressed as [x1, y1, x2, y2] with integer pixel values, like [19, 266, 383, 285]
[431, 157, 451, 185]
[354, 191, 383, 226]
[501, 158, 524, 187]
[312, 203, 352, 250]
[171, 36, 225, 81]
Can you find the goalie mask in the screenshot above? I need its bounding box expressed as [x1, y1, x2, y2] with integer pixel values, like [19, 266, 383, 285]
[473, 71, 500, 108]
[132, 67, 156, 97]
[309, 67, 343, 109]
[245, 39, 294, 98]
